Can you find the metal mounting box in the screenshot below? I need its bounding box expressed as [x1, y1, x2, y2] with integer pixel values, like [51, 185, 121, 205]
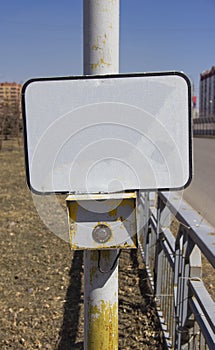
[66, 192, 137, 250]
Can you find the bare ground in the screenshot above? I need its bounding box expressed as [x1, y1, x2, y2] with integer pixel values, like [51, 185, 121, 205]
[0, 141, 164, 349]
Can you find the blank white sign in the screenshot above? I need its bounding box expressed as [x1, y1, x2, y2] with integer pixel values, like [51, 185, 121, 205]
[22, 72, 192, 194]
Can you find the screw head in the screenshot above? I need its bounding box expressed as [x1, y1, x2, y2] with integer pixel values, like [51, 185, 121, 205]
[92, 224, 112, 243]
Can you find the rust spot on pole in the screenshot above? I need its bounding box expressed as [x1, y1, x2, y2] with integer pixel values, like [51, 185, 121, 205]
[87, 300, 118, 350]
[90, 58, 111, 70]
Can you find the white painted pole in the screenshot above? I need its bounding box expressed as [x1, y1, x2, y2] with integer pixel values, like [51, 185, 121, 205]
[83, 1, 120, 349]
[83, 0, 119, 75]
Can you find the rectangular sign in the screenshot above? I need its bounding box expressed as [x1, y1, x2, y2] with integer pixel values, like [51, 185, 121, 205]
[22, 72, 192, 194]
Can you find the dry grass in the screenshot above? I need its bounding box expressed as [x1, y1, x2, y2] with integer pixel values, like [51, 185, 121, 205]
[0, 140, 163, 349]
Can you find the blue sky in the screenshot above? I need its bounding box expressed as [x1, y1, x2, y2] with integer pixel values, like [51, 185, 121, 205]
[1, 0, 215, 103]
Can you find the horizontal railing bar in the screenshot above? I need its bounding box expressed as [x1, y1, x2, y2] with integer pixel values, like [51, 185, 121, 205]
[140, 192, 215, 349]
[189, 296, 215, 349]
[189, 279, 215, 333]
[159, 192, 215, 268]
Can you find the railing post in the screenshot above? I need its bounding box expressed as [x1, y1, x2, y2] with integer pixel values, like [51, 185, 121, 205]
[83, 1, 120, 349]
[137, 191, 150, 262]
[174, 228, 202, 349]
[154, 193, 165, 299]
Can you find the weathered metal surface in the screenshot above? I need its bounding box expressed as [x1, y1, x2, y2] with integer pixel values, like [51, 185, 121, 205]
[138, 191, 215, 349]
[83, 1, 120, 349]
[189, 290, 215, 349]
[83, 0, 119, 75]
[189, 280, 215, 333]
[87, 301, 118, 349]
[160, 191, 215, 268]
[66, 192, 137, 250]
[84, 250, 118, 350]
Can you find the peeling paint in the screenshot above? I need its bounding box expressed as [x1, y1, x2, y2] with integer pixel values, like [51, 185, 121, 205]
[69, 222, 78, 249]
[87, 300, 118, 350]
[66, 192, 136, 201]
[109, 207, 118, 218]
[67, 201, 79, 249]
[208, 232, 215, 236]
[90, 58, 111, 70]
[91, 44, 102, 51]
[67, 201, 78, 221]
[66, 192, 137, 250]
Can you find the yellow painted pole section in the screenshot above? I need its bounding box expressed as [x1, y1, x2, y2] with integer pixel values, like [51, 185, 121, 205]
[84, 250, 119, 349]
[88, 300, 118, 349]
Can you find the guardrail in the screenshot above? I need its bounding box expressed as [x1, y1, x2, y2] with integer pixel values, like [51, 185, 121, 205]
[193, 116, 215, 136]
[138, 191, 215, 349]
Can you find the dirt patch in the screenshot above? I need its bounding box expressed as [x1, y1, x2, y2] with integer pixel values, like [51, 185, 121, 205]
[0, 141, 163, 349]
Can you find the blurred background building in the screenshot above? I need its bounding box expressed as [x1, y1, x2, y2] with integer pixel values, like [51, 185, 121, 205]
[199, 66, 215, 118]
[0, 82, 22, 115]
[0, 82, 22, 149]
[193, 66, 215, 136]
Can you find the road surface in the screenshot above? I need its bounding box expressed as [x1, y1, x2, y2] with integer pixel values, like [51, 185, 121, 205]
[184, 137, 215, 227]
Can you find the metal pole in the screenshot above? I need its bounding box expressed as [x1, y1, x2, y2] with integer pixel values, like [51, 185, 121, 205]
[83, 0, 119, 75]
[83, 1, 119, 349]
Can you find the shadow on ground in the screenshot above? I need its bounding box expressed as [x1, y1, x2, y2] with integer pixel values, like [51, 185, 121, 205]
[130, 249, 164, 349]
[57, 251, 84, 350]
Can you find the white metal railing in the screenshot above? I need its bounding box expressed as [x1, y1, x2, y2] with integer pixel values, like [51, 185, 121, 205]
[138, 191, 215, 349]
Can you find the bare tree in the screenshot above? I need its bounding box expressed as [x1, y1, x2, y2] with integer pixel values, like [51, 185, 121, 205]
[0, 101, 7, 150]
[0, 98, 22, 150]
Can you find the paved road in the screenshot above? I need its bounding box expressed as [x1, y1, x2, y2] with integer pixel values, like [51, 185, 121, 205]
[184, 137, 215, 227]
